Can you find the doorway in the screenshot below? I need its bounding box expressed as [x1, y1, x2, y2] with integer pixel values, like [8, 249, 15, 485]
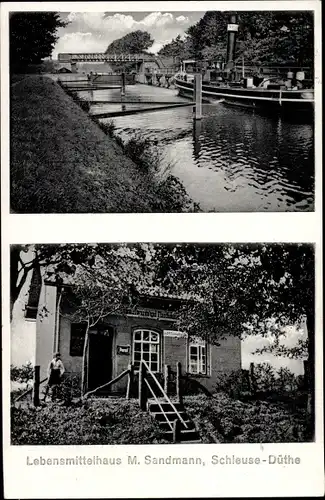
[87, 329, 113, 391]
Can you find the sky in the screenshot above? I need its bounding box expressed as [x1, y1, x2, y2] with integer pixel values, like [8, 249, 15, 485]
[52, 11, 205, 58]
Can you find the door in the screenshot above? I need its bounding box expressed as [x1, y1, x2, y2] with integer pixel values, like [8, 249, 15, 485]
[87, 331, 113, 391]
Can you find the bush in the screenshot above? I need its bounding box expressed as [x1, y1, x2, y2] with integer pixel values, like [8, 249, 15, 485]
[10, 362, 34, 386]
[41, 374, 82, 405]
[214, 369, 249, 398]
[215, 364, 306, 401]
[98, 120, 116, 137]
[123, 135, 156, 173]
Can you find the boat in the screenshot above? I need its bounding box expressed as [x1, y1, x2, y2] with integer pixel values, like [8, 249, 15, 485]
[174, 15, 314, 118]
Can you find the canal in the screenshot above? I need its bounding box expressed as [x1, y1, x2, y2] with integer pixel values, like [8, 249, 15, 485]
[78, 84, 314, 212]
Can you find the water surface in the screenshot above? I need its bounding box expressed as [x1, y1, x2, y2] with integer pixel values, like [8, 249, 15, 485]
[79, 84, 314, 212]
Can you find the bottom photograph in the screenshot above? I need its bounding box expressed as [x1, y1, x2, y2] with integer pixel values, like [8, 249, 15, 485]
[10, 242, 315, 445]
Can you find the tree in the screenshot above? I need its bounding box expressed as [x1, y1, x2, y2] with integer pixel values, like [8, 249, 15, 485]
[11, 243, 315, 429]
[169, 11, 313, 67]
[158, 34, 193, 60]
[53, 244, 155, 393]
[148, 243, 315, 434]
[10, 12, 66, 72]
[10, 243, 99, 319]
[105, 30, 154, 54]
[10, 243, 156, 393]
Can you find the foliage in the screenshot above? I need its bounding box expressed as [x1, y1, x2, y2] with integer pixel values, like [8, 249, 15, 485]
[149, 244, 314, 354]
[159, 11, 313, 67]
[105, 30, 154, 54]
[98, 120, 115, 137]
[185, 393, 310, 443]
[12, 243, 314, 356]
[158, 34, 193, 60]
[214, 364, 306, 400]
[42, 374, 82, 404]
[11, 399, 167, 445]
[10, 12, 66, 71]
[10, 362, 34, 385]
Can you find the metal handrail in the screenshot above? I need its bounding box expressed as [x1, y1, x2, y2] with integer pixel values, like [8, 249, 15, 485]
[142, 360, 188, 429]
[144, 378, 173, 431]
[83, 368, 129, 399]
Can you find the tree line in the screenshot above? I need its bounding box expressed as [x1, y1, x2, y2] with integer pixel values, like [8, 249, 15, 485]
[158, 11, 314, 67]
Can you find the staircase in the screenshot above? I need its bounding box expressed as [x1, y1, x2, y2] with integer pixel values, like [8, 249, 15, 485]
[81, 360, 202, 444]
[148, 399, 201, 443]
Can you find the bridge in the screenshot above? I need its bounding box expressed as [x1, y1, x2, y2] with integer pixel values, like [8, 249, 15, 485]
[58, 53, 155, 63]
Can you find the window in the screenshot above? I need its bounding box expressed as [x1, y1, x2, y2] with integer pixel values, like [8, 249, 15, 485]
[189, 341, 207, 375]
[133, 329, 160, 372]
[70, 323, 87, 356]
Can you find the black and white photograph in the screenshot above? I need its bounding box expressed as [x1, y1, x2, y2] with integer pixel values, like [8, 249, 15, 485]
[11, 243, 315, 445]
[1, 1, 323, 498]
[9, 8, 316, 213]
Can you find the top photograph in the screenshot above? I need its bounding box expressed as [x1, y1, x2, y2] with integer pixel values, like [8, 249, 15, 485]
[9, 9, 316, 213]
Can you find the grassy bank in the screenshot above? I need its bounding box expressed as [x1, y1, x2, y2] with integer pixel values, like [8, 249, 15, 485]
[11, 76, 198, 213]
[11, 392, 309, 445]
[11, 399, 168, 445]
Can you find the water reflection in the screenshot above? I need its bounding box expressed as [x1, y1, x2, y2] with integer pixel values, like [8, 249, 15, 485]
[82, 85, 314, 212]
[193, 119, 202, 161]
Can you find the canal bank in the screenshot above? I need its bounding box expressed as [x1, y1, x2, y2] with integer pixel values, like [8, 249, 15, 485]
[10, 76, 198, 213]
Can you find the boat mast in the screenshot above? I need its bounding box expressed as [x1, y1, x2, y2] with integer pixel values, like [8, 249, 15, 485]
[225, 13, 238, 79]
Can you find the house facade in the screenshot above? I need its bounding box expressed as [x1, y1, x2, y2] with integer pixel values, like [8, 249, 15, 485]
[21, 274, 241, 394]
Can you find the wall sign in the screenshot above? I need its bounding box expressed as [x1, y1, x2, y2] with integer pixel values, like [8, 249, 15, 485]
[117, 345, 131, 355]
[163, 330, 187, 339]
[127, 307, 177, 321]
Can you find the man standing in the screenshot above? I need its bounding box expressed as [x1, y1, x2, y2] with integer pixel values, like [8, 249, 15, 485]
[43, 352, 65, 402]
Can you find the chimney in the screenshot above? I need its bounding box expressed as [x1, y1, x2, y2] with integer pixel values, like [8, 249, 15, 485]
[225, 13, 238, 70]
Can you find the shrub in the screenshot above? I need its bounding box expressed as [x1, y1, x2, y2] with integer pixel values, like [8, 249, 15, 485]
[252, 362, 277, 393]
[43, 374, 82, 405]
[123, 135, 153, 172]
[10, 362, 34, 386]
[215, 364, 305, 400]
[98, 120, 116, 137]
[214, 369, 248, 398]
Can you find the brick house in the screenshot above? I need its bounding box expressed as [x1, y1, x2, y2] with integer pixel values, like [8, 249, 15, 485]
[23, 269, 241, 395]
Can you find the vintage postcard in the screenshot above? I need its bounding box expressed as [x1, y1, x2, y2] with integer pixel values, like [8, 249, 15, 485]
[1, 1, 323, 498]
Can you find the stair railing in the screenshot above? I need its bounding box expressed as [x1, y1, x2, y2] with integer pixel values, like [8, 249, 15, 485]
[144, 378, 173, 431]
[83, 368, 130, 399]
[139, 360, 188, 429]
